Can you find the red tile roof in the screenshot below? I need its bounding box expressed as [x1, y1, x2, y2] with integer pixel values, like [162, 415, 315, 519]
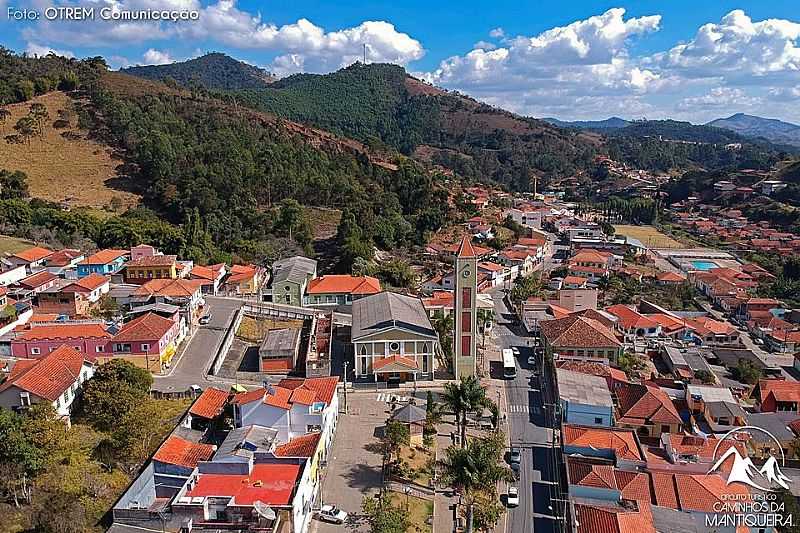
[64, 273, 109, 292]
[457, 235, 477, 258]
[114, 312, 175, 343]
[684, 316, 736, 337]
[606, 305, 660, 331]
[79, 249, 128, 265]
[540, 315, 622, 349]
[261, 358, 294, 372]
[563, 425, 643, 461]
[556, 360, 628, 384]
[277, 376, 339, 405]
[616, 383, 682, 426]
[656, 271, 686, 283]
[644, 313, 685, 333]
[12, 246, 52, 263]
[758, 379, 800, 404]
[575, 502, 655, 533]
[126, 254, 178, 267]
[189, 387, 229, 419]
[17, 323, 111, 341]
[274, 432, 321, 458]
[234, 377, 339, 410]
[153, 435, 215, 469]
[18, 270, 57, 289]
[185, 463, 302, 506]
[226, 264, 260, 284]
[134, 278, 203, 298]
[44, 249, 83, 267]
[307, 275, 381, 295]
[0, 345, 89, 401]
[650, 473, 748, 512]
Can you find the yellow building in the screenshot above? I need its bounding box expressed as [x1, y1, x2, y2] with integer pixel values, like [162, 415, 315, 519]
[125, 255, 179, 284]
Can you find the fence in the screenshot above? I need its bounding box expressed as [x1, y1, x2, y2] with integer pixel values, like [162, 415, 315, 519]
[209, 307, 244, 376]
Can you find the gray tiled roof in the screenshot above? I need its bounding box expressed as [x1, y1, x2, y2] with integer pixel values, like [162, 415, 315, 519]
[556, 368, 613, 407]
[260, 327, 301, 357]
[272, 256, 317, 284]
[351, 291, 436, 341]
[215, 425, 278, 460]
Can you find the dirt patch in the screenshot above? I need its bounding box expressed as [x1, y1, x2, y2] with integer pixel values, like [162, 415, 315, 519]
[0, 91, 140, 210]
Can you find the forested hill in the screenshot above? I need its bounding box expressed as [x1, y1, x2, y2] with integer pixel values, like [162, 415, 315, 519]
[218, 62, 602, 191]
[120, 52, 276, 91]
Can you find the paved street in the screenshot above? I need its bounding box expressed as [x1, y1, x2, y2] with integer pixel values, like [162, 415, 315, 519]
[152, 296, 243, 391]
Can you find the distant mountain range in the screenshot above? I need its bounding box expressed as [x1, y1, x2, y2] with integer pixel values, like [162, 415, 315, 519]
[707, 113, 800, 148]
[546, 113, 800, 148]
[120, 52, 276, 91]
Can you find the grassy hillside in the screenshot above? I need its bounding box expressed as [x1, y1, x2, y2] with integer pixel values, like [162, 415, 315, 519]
[0, 91, 140, 210]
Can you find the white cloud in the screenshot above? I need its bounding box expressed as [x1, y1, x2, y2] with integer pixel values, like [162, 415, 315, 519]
[142, 48, 173, 65]
[24, 42, 74, 58]
[677, 87, 762, 111]
[473, 40, 497, 51]
[654, 10, 800, 83]
[489, 27, 505, 38]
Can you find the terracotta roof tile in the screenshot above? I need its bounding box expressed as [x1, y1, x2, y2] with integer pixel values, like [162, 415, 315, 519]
[457, 235, 477, 258]
[185, 463, 301, 506]
[0, 345, 88, 401]
[189, 387, 229, 419]
[133, 278, 203, 298]
[307, 275, 381, 295]
[153, 435, 214, 469]
[575, 502, 655, 533]
[126, 255, 178, 267]
[17, 323, 110, 341]
[12, 246, 52, 263]
[79, 249, 128, 265]
[540, 315, 622, 349]
[113, 312, 175, 343]
[274, 433, 321, 458]
[616, 383, 682, 426]
[18, 270, 57, 289]
[64, 273, 109, 292]
[44, 249, 83, 267]
[606, 305, 660, 331]
[563, 425, 643, 461]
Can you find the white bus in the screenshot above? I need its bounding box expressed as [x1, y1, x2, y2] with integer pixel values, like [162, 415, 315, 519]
[502, 349, 517, 379]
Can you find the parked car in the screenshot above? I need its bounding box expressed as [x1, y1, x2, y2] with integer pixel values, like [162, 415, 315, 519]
[509, 447, 521, 465]
[506, 486, 519, 507]
[511, 347, 520, 357]
[199, 313, 212, 325]
[754, 338, 764, 346]
[318, 505, 348, 524]
[527, 355, 537, 366]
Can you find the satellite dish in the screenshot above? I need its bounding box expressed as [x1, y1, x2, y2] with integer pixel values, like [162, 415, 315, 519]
[254, 501, 277, 520]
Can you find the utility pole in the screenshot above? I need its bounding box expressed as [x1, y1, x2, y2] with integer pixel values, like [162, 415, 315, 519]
[343, 360, 349, 414]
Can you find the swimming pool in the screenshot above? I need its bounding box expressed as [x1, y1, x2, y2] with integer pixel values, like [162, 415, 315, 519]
[690, 260, 718, 271]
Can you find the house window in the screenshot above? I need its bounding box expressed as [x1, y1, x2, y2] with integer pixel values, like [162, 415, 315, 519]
[594, 417, 603, 425]
[96, 346, 104, 353]
[462, 311, 471, 333]
[19, 392, 30, 407]
[115, 343, 132, 353]
[31, 347, 40, 355]
[661, 425, 670, 434]
[422, 355, 429, 373]
[141, 344, 150, 352]
[389, 342, 400, 353]
[360, 357, 369, 375]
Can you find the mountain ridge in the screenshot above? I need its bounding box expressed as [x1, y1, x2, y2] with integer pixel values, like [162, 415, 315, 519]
[707, 113, 800, 147]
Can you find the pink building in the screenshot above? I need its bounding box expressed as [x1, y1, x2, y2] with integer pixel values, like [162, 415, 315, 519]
[10, 323, 112, 359]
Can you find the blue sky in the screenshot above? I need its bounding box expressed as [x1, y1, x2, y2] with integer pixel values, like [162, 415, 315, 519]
[2, 1, 800, 122]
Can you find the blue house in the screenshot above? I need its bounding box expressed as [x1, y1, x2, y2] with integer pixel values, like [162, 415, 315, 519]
[76, 249, 128, 278]
[556, 368, 614, 427]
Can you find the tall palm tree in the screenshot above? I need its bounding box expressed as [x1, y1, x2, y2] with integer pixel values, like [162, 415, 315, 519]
[438, 434, 512, 533]
[442, 376, 489, 448]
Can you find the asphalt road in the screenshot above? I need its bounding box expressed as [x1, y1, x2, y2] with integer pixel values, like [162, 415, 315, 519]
[152, 296, 243, 392]
[489, 288, 565, 533]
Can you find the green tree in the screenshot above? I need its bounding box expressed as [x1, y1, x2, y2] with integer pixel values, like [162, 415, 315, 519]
[617, 352, 647, 379]
[376, 259, 415, 288]
[29, 102, 49, 140]
[734, 359, 761, 385]
[442, 375, 489, 448]
[15, 79, 34, 101]
[362, 493, 410, 533]
[693, 369, 715, 385]
[432, 311, 454, 369]
[79, 359, 153, 432]
[437, 434, 513, 533]
[58, 71, 79, 91]
[384, 419, 410, 462]
[0, 169, 30, 199]
[13, 115, 36, 147]
[510, 273, 543, 305]
[90, 294, 120, 320]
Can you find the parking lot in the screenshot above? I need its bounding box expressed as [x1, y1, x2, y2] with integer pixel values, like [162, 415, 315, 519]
[313, 391, 394, 533]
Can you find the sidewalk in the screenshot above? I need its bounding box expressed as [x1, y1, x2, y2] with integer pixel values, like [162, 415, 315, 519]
[434, 420, 460, 533]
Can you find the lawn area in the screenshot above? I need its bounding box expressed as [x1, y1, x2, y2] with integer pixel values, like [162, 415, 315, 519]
[236, 315, 304, 343]
[387, 492, 433, 533]
[0, 92, 140, 210]
[396, 444, 436, 486]
[613, 224, 685, 248]
[0, 235, 35, 255]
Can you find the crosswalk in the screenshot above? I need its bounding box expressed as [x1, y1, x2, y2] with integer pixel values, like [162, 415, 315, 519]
[376, 393, 411, 403]
[508, 404, 541, 415]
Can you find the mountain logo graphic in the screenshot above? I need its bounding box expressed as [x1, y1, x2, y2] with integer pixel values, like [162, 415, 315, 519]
[708, 425, 792, 492]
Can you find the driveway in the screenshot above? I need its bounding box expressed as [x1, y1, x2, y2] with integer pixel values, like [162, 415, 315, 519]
[152, 296, 243, 391]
